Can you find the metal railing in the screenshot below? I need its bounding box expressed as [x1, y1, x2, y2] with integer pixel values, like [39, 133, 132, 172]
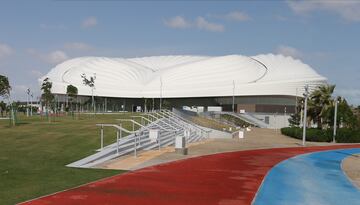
[96, 123, 134, 155]
[68, 110, 211, 168]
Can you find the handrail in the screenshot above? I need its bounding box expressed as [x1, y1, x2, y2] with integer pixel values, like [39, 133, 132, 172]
[131, 115, 153, 124]
[163, 110, 195, 127]
[164, 110, 211, 133]
[116, 119, 176, 132]
[141, 113, 160, 121]
[153, 112, 168, 119]
[162, 110, 211, 139]
[142, 113, 180, 131]
[116, 119, 149, 130]
[152, 112, 181, 130]
[96, 123, 134, 134]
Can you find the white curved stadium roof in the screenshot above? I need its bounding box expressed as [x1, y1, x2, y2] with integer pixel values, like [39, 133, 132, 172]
[41, 54, 327, 98]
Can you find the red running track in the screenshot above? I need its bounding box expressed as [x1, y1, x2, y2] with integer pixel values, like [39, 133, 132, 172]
[21, 144, 360, 205]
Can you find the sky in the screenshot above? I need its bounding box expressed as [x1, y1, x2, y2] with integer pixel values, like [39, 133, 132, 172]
[0, 0, 359, 105]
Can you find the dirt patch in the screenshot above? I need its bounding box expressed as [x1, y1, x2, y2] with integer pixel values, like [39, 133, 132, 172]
[342, 154, 360, 188]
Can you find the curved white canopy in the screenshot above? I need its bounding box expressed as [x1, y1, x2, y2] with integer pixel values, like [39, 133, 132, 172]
[41, 54, 327, 98]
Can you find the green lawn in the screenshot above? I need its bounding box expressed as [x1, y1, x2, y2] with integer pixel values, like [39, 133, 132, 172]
[0, 113, 138, 204]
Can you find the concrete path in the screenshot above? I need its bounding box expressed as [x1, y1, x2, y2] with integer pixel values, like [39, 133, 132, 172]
[20, 145, 360, 205]
[99, 128, 331, 171]
[253, 148, 360, 205]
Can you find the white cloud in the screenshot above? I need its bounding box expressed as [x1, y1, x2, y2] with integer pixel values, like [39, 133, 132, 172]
[27, 49, 68, 65]
[287, 0, 360, 22]
[0, 43, 14, 59]
[275, 45, 303, 59]
[335, 88, 360, 105]
[82, 16, 98, 28]
[47, 50, 68, 64]
[223, 11, 250, 21]
[164, 16, 224, 32]
[64, 42, 93, 51]
[164, 16, 191, 29]
[196, 17, 224, 32]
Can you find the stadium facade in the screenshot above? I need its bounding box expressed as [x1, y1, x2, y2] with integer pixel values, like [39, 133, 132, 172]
[41, 54, 327, 115]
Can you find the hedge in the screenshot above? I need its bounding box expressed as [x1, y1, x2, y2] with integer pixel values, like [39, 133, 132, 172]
[281, 127, 360, 143]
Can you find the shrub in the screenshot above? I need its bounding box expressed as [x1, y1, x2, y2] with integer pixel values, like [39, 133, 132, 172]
[281, 127, 360, 143]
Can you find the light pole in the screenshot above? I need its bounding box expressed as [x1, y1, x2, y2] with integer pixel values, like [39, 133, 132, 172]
[30, 93, 33, 116]
[92, 73, 96, 114]
[302, 85, 309, 146]
[284, 106, 287, 127]
[333, 97, 339, 143]
[26, 88, 30, 117]
[232, 80, 235, 113]
[295, 88, 298, 114]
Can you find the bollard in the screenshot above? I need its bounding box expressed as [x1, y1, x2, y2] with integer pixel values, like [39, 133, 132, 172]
[175, 135, 188, 155]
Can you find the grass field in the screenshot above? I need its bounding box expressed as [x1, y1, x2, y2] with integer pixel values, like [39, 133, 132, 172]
[0, 113, 138, 204]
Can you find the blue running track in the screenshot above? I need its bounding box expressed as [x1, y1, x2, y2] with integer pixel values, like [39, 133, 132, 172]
[253, 148, 360, 205]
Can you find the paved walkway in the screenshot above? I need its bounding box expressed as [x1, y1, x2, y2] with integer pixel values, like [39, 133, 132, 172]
[99, 128, 330, 170]
[21, 144, 360, 205]
[254, 148, 360, 205]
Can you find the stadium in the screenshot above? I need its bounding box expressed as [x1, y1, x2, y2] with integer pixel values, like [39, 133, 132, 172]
[41, 54, 326, 115]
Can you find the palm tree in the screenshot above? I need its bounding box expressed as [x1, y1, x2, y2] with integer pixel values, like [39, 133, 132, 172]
[308, 84, 335, 129]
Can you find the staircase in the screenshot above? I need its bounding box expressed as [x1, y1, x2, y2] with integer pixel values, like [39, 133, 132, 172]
[67, 110, 211, 168]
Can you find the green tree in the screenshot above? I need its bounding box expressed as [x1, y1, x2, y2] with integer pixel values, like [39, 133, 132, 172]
[308, 84, 335, 129]
[81, 73, 96, 114]
[324, 97, 358, 129]
[288, 113, 301, 127]
[0, 75, 11, 98]
[41, 78, 54, 122]
[0, 75, 15, 125]
[0, 101, 6, 117]
[66, 84, 78, 118]
[289, 98, 304, 127]
[355, 106, 360, 128]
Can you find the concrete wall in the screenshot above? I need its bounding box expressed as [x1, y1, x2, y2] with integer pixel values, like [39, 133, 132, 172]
[252, 113, 291, 129]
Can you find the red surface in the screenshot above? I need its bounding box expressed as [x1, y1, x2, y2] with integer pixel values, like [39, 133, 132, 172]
[21, 144, 360, 205]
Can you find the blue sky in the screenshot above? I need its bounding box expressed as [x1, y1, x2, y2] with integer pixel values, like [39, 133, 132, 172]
[0, 0, 359, 105]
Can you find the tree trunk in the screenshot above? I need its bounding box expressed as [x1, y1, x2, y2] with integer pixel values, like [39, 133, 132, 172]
[317, 117, 322, 129]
